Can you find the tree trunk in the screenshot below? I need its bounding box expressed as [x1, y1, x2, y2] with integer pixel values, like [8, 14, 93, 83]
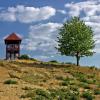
[76, 52, 80, 66]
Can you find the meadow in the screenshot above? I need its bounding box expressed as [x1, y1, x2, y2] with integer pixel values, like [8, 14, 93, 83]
[0, 60, 100, 100]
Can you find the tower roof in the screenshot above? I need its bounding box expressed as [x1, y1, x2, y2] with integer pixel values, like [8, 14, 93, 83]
[4, 33, 22, 41]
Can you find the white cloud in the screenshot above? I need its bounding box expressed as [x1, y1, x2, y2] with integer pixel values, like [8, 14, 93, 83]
[65, 0, 99, 17]
[0, 12, 16, 22]
[57, 10, 66, 14]
[0, 5, 56, 23]
[22, 22, 62, 55]
[65, 2, 81, 16]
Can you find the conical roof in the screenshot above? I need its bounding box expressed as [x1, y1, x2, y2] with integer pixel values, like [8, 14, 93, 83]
[5, 33, 22, 41]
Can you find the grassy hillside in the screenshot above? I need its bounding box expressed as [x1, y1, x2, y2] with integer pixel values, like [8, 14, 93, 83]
[0, 60, 100, 100]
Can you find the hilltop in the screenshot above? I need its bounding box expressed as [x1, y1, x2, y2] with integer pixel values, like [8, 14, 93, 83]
[0, 60, 100, 100]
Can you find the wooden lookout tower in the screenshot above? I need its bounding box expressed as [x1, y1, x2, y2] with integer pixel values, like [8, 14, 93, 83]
[4, 33, 22, 60]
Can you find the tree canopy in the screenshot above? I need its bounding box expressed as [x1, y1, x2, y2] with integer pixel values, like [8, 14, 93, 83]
[57, 17, 95, 66]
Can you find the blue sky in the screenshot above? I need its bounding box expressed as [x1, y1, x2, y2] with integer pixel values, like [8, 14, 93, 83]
[0, 0, 100, 67]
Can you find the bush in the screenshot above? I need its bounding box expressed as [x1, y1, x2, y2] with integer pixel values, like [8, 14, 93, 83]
[35, 89, 51, 99]
[70, 85, 79, 92]
[30, 58, 37, 61]
[4, 79, 17, 84]
[82, 91, 94, 100]
[65, 62, 75, 65]
[60, 77, 72, 86]
[94, 89, 100, 95]
[79, 83, 90, 89]
[19, 54, 30, 59]
[49, 88, 79, 100]
[72, 72, 90, 84]
[89, 66, 97, 70]
[21, 89, 51, 99]
[48, 60, 58, 63]
[61, 81, 69, 86]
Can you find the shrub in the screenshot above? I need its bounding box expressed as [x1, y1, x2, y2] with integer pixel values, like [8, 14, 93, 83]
[61, 81, 69, 86]
[89, 66, 97, 70]
[79, 83, 90, 89]
[86, 79, 94, 84]
[48, 60, 58, 63]
[87, 74, 95, 79]
[82, 91, 94, 100]
[70, 85, 79, 92]
[48, 88, 79, 100]
[30, 58, 37, 61]
[63, 77, 72, 81]
[4, 79, 17, 84]
[69, 94, 79, 100]
[72, 72, 91, 84]
[35, 89, 51, 99]
[94, 89, 100, 95]
[65, 62, 75, 65]
[19, 54, 30, 59]
[21, 89, 51, 99]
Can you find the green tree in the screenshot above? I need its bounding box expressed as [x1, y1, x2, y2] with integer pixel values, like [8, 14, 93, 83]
[57, 17, 95, 66]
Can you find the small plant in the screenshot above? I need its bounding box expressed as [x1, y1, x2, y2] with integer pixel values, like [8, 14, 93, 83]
[63, 77, 72, 81]
[30, 58, 37, 61]
[19, 54, 30, 59]
[42, 79, 47, 82]
[21, 89, 51, 99]
[82, 91, 94, 100]
[35, 89, 51, 99]
[61, 81, 69, 86]
[48, 60, 58, 63]
[70, 85, 79, 92]
[4, 79, 17, 84]
[48, 88, 79, 100]
[94, 89, 100, 95]
[87, 74, 95, 79]
[86, 79, 94, 84]
[79, 83, 90, 89]
[89, 66, 97, 70]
